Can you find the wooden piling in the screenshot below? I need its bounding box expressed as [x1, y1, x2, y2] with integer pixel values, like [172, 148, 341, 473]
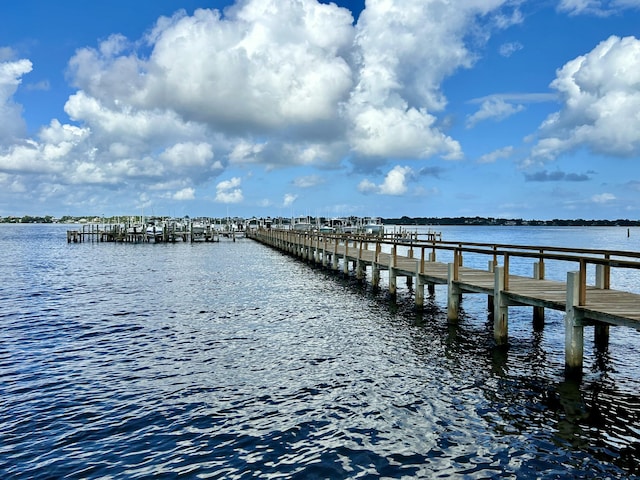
[565, 271, 585, 378]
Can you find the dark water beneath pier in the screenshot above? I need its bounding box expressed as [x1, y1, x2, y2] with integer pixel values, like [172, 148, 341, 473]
[1, 224, 640, 478]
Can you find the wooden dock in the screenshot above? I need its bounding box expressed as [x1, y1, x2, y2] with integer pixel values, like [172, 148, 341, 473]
[247, 228, 640, 379]
[66, 222, 223, 243]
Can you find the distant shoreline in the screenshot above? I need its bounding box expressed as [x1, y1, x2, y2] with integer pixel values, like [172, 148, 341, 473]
[2, 215, 639, 227]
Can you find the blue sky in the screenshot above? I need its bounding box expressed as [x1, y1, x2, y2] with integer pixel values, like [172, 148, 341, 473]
[1, 0, 640, 220]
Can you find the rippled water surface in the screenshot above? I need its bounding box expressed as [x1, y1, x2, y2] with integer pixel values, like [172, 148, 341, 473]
[1, 224, 640, 478]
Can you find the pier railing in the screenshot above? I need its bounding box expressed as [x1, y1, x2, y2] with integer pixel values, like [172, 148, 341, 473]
[266, 230, 640, 294]
[248, 227, 640, 379]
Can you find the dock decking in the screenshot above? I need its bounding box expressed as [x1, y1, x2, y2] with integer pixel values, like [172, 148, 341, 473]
[247, 228, 640, 379]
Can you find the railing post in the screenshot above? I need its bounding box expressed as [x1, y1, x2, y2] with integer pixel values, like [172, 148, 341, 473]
[579, 259, 587, 306]
[595, 254, 610, 289]
[504, 253, 510, 291]
[453, 249, 460, 281]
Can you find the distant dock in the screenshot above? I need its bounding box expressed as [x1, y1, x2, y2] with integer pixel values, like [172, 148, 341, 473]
[66, 220, 245, 243]
[247, 227, 640, 380]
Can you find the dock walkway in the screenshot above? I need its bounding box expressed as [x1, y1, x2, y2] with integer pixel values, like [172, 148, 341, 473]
[248, 228, 640, 379]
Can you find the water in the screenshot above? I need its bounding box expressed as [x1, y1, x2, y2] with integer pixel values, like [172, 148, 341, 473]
[1, 224, 639, 479]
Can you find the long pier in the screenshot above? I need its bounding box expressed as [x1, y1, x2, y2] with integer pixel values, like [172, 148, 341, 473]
[247, 228, 640, 379]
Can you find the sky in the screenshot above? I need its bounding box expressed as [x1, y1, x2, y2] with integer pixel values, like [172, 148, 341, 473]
[1, 0, 640, 221]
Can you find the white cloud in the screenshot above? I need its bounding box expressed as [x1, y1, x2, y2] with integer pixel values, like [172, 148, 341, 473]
[349, 106, 462, 159]
[215, 176, 243, 203]
[592, 192, 615, 203]
[478, 146, 514, 164]
[342, 0, 522, 161]
[499, 41, 523, 57]
[357, 178, 378, 194]
[160, 142, 213, 168]
[173, 187, 195, 200]
[0, 0, 529, 212]
[358, 165, 414, 195]
[558, 0, 640, 16]
[283, 193, 297, 206]
[528, 35, 640, 163]
[0, 58, 32, 143]
[293, 174, 324, 188]
[466, 98, 524, 128]
[138, 4, 355, 131]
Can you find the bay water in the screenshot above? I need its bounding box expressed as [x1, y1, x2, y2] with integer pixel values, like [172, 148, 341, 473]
[1, 224, 639, 478]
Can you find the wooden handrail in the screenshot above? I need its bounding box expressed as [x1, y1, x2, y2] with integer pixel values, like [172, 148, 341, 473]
[258, 228, 640, 272]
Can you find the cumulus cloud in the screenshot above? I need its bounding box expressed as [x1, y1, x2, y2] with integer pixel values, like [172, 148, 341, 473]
[172, 187, 195, 200]
[467, 93, 555, 129]
[0, 58, 32, 143]
[160, 142, 214, 168]
[283, 193, 297, 206]
[215, 177, 243, 203]
[592, 192, 615, 203]
[478, 146, 514, 164]
[527, 35, 640, 164]
[344, 0, 517, 160]
[293, 174, 324, 188]
[558, 0, 640, 16]
[466, 98, 524, 128]
[499, 41, 523, 57]
[0, 0, 529, 211]
[358, 165, 414, 195]
[137, 6, 355, 132]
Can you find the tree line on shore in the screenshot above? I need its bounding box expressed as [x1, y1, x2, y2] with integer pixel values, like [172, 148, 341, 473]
[2, 214, 640, 227]
[383, 216, 640, 226]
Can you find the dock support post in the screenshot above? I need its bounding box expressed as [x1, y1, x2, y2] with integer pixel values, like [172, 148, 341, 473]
[447, 263, 460, 321]
[533, 262, 545, 329]
[493, 266, 508, 345]
[332, 240, 339, 270]
[356, 260, 364, 280]
[343, 240, 350, 275]
[372, 264, 380, 288]
[427, 251, 435, 295]
[565, 271, 584, 379]
[415, 265, 424, 309]
[389, 245, 397, 296]
[356, 240, 364, 280]
[594, 323, 610, 352]
[322, 237, 328, 267]
[372, 243, 381, 288]
[487, 261, 494, 311]
[593, 258, 611, 352]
